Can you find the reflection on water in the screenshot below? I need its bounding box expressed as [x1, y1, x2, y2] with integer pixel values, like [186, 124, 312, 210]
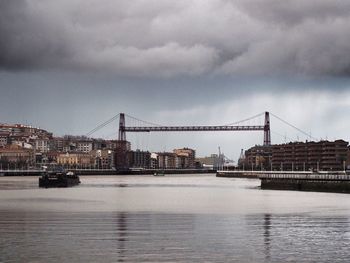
[116, 212, 127, 262]
[1, 211, 350, 263]
[263, 214, 271, 261]
[0, 175, 350, 262]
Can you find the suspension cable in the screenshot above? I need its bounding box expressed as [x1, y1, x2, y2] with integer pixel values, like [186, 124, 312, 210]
[124, 114, 164, 127]
[86, 114, 120, 136]
[224, 112, 266, 126]
[270, 112, 317, 141]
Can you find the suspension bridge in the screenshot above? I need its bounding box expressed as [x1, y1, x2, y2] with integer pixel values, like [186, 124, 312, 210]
[86, 111, 316, 147]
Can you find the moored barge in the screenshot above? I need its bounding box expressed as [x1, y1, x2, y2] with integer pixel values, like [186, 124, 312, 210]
[39, 171, 80, 188]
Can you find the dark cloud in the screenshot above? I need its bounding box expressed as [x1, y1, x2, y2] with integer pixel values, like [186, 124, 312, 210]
[1, 0, 350, 77]
[0, 0, 73, 70]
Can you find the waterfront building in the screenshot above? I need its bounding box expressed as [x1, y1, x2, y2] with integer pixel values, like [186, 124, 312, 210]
[271, 140, 348, 171]
[173, 148, 196, 168]
[128, 150, 151, 169]
[91, 149, 115, 169]
[0, 145, 35, 167]
[242, 140, 348, 171]
[242, 145, 272, 170]
[115, 140, 131, 169]
[150, 153, 158, 169]
[57, 152, 94, 168]
[158, 152, 176, 169]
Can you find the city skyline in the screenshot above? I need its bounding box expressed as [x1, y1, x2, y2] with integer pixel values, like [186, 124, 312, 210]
[1, 1, 350, 159]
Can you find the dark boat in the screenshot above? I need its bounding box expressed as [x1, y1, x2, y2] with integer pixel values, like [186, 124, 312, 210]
[39, 171, 80, 188]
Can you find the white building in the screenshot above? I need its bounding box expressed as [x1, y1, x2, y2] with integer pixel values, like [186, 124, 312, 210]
[35, 139, 50, 153]
[76, 141, 93, 153]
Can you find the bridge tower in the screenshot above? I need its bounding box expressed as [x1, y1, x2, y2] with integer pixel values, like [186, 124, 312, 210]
[264, 112, 271, 146]
[116, 113, 129, 170]
[118, 113, 126, 141]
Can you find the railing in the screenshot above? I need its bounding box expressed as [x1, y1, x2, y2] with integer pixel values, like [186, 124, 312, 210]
[217, 170, 313, 174]
[259, 172, 350, 181]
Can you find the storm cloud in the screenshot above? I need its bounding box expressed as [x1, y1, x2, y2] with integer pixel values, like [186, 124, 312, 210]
[1, 0, 350, 77]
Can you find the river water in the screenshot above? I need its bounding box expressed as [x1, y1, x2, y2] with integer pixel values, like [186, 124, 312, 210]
[0, 174, 350, 262]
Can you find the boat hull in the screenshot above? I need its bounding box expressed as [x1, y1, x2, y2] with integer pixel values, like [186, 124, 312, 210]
[39, 173, 80, 188]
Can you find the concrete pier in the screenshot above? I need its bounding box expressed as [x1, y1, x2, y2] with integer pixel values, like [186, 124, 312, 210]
[259, 172, 350, 193]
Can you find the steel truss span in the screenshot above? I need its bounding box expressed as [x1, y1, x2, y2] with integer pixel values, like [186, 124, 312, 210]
[124, 125, 265, 132]
[119, 112, 271, 146]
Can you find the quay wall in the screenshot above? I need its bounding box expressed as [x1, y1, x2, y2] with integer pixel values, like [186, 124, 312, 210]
[261, 178, 350, 193]
[259, 173, 350, 193]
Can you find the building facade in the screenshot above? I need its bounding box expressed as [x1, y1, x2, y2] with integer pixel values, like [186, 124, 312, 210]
[271, 140, 348, 171]
[173, 148, 196, 169]
[35, 138, 50, 153]
[242, 145, 272, 170]
[57, 153, 94, 168]
[242, 140, 348, 171]
[158, 152, 176, 169]
[0, 145, 35, 168]
[91, 149, 115, 169]
[128, 150, 151, 168]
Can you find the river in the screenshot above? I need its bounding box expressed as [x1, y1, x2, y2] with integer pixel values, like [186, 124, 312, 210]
[0, 174, 350, 262]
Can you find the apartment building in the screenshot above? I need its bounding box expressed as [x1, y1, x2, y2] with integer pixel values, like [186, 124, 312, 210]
[173, 148, 196, 169]
[243, 140, 348, 171]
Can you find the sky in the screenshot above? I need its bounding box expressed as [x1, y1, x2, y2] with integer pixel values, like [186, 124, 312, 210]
[1, 0, 350, 160]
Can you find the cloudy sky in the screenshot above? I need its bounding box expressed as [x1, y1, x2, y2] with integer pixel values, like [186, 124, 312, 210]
[1, 0, 350, 160]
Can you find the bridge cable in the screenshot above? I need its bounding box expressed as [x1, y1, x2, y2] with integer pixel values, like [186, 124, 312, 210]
[124, 114, 163, 127]
[270, 112, 317, 141]
[224, 112, 265, 126]
[86, 114, 120, 137]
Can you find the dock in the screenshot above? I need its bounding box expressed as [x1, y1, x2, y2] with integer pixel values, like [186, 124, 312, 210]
[259, 172, 350, 193]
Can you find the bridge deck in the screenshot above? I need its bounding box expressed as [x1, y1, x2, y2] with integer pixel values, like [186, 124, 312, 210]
[124, 125, 265, 132]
